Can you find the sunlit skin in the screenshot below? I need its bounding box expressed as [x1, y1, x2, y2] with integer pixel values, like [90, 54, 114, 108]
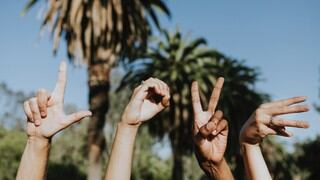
[191, 77, 234, 180]
[105, 77, 170, 180]
[16, 61, 92, 180]
[240, 97, 309, 180]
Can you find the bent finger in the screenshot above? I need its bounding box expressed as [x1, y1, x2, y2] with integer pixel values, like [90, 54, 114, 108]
[37, 89, 48, 118]
[23, 101, 33, 122]
[275, 127, 293, 137]
[199, 121, 216, 137]
[29, 98, 41, 126]
[214, 119, 228, 136]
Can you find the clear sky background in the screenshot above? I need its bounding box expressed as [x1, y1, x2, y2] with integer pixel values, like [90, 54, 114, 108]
[0, 0, 320, 147]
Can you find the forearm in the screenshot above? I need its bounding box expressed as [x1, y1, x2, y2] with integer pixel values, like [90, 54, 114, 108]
[198, 157, 234, 180]
[104, 122, 139, 180]
[241, 143, 272, 180]
[16, 137, 51, 180]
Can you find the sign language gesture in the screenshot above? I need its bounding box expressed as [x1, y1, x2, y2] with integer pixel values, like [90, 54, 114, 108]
[121, 77, 170, 126]
[23, 61, 92, 140]
[240, 96, 309, 145]
[191, 77, 228, 164]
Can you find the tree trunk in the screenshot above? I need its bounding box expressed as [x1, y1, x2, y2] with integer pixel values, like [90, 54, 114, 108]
[171, 138, 184, 180]
[170, 93, 184, 180]
[87, 63, 110, 180]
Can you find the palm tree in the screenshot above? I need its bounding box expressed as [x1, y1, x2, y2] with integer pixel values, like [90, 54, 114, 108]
[119, 30, 267, 179]
[23, 0, 170, 179]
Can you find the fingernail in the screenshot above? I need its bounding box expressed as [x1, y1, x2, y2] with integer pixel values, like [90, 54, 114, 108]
[35, 120, 41, 126]
[213, 130, 217, 135]
[41, 112, 46, 117]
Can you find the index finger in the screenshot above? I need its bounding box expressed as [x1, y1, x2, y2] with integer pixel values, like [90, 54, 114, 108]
[191, 81, 203, 114]
[52, 61, 67, 101]
[208, 77, 224, 113]
[260, 96, 307, 108]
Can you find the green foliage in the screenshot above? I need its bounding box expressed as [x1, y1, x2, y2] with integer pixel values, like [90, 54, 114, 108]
[132, 127, 172, 180]
[0, 126, 26, 180]
[48, 119, 89, 179]
[47, 162, 86, 180]
[262, 137, 296, 180]
[293, 135, 320, 179]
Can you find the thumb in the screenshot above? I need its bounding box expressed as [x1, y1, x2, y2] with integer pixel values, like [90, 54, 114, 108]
[65, 110, 92, 125]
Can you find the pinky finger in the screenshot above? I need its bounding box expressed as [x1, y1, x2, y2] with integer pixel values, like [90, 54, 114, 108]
[23, 101, 33, 122]
[276, 127, 293, 137]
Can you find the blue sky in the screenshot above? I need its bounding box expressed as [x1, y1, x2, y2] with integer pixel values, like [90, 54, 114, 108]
[0, 0, 320, 145]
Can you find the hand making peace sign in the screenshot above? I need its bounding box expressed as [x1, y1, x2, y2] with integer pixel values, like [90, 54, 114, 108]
[191, 77, 228, 164]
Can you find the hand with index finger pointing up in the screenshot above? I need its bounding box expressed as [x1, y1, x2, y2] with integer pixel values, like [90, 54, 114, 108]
[23, 61, 92, 140]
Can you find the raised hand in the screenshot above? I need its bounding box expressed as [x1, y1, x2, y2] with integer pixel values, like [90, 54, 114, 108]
[121, 77, 170, 125]
[105, 78, 170, 180]
[23, 61, 92, 140]
[240, 96, 309, 145]
[191, 77, 228, 164]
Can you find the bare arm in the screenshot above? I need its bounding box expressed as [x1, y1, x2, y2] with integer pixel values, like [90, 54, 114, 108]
[239, 96, 309, 180]
[16, 62, 91, 180]
[197, 157, 233, 180]
[105, 123, 138, 180]
[240, 144, 271, 180]
[17, 138, 51, 180]
[191, 78, 234, 180]
[104, 78, 170, 180]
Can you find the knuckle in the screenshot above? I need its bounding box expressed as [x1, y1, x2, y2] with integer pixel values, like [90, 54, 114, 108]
[37, 88, 46, 94]
[257, 124, 265, 134]
[279, 119, 285, 126]
[30, 97, 37, 103]
[133, 86, 140, 92]
[260, 133, 266, 138]
[216, 110, 223, 116]
[280, 106, 286, 112]
[23, 101, 29, 106]
[259, 104, 267, 109]
[255, 109, 263, 116]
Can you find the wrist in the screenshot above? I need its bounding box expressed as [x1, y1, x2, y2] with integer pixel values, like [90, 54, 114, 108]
[120, 116, 142, 128]
[27, 136, 51, 150]
[240, 142, 260, 155]
[117, 122, 140, 140]
[199, 158, 229, 179]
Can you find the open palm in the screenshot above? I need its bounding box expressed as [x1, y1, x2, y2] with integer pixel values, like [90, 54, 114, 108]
[24, 62, 91, 139]
[192, 78, 228, 163]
